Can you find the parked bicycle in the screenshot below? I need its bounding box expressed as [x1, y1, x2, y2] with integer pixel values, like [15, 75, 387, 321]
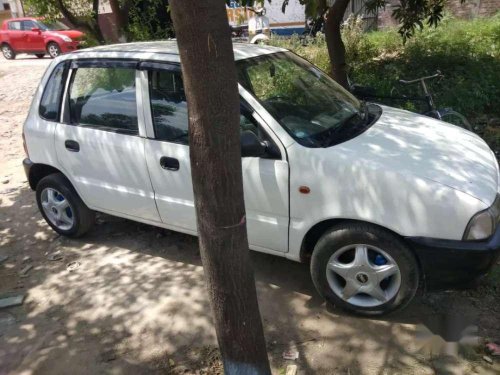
[350, 71, 472, 131]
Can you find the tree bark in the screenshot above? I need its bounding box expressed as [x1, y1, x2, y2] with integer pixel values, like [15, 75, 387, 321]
[91, 0, 105, 44]
[108, 0, 130, 41]
[168, 1, 271, 374]
[324, 0, 350, 89]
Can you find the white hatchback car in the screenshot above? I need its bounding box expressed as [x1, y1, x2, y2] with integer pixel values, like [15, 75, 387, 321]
[23, 42, 500, 315]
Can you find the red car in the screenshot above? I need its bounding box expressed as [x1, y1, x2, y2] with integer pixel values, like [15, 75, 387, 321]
[0, 17, 84, 60]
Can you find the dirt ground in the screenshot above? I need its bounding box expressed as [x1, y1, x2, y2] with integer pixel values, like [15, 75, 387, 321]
[0, 55, 499, 375]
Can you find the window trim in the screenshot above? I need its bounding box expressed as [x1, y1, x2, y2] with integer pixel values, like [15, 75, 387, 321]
[38, 61, 70, 122]
[63, 62, 141, 136]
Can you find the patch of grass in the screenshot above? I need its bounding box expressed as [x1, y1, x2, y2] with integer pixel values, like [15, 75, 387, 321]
[269, 14, 500, 150]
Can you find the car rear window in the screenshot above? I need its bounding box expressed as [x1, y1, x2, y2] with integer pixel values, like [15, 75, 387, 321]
[8, 21, 21, 30]
[68, 67, 138, 135]
[39, 62, 67, 121]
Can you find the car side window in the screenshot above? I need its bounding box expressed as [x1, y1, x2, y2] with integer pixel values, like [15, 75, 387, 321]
[22, 20, 37, 31]
[148, 70, 189, 144]
[68, 67, 138, 134]
[8, 21, 21, 30]
[39, 62, 67, 121]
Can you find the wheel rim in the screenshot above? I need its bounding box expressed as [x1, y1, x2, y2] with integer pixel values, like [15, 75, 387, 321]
[48, 44, 59, 57]
[41, 188, 74, 231]
[326, 244, 402, 308]
[2, 46, 12, 58]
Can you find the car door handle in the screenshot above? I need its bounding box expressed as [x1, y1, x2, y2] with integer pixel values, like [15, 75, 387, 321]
[160, 156, 179, 171]
[65, 140, 80, 152]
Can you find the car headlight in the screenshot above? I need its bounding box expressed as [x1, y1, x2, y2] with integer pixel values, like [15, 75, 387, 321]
[60, 35, 72, 42]
[464, 194, 500, 240]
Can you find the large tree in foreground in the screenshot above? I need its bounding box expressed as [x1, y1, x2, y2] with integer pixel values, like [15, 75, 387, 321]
[169, 0, 271, 373]
[282, 0, 458, 89]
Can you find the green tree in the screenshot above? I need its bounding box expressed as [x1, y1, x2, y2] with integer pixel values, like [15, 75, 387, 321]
[24, 0, 105, 43]
[23, 0, 134, 43]
[280, 0, 461, 89]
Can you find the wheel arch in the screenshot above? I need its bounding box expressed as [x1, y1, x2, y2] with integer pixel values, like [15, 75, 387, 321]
[28, 163, 68, 191]
[45, 40, 59, 49]
[299, 218, 421, 266]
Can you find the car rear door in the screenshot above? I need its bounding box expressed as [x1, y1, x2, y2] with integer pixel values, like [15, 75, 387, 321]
[54, 59, 161, 222]
[6, 20, 24, 50]
[139, 63, 289, 252]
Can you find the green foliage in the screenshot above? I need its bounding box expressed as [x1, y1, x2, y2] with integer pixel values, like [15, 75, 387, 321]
[24, 0, 94, 23]
[128, 0, 174, 41]
[269, 15, 500, 149]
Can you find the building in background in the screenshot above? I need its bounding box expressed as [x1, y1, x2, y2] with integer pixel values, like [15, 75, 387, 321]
[378, 0, 499, 28]
[1, 0, 23, 24]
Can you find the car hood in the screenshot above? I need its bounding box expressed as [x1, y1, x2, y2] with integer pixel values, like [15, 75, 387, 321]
[46, 30, 83, 40]
[339, 105, 498, 205]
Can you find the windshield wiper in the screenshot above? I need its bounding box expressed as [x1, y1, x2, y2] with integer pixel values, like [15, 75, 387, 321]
[318, 103, 370, 148]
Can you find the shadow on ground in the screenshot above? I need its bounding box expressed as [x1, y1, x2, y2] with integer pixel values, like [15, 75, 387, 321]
[0, 184, 498, 375]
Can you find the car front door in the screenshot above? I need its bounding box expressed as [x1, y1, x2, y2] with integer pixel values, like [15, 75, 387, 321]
[21, 20, 45, 52]
[140, 64, 290, 252]
[54, 60, 161, 222]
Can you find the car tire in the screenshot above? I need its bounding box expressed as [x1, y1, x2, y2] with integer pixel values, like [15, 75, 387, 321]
[310, 222, 420, 316]
[47, 42, 61, 59]
[35, 54, 45, 59]
[1, 44, 16, 60]
[36, 173, 95, 238]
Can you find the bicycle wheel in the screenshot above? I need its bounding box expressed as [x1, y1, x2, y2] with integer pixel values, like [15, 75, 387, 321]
[438, 109, 473, 131]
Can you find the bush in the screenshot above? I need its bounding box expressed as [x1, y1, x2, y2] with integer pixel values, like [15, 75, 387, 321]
[269, 15, 500, 150]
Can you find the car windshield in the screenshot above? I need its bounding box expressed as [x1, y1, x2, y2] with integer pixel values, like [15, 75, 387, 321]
[237, 52, 369, 147]
[37, 20, 70, 31]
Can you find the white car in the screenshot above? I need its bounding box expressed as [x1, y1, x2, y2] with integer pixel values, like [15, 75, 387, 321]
[23, 42, 500, 315]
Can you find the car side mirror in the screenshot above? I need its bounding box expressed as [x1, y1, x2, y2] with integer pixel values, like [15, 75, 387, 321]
[241, 130, 266, 157]
[31, 27, 41, 33]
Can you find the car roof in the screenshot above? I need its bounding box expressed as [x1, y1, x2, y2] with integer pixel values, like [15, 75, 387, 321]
[4, 17, 39, 22]
[71, 40, 287, 63]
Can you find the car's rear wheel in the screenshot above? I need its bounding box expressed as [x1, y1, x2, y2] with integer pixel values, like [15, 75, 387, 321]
[310, 223, 420, 316]
[1, 44, 15, 60]
[35, 54, 45, 59]
[36, 173, 95, 238]
[47, 42, 61, 58]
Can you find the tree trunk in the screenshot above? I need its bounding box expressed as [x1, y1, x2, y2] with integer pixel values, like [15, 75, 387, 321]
[324, 0, 350, 89]
[108, 0, 130, 41]
[91, 0, 105, 44]
[168, 1, 272, 374]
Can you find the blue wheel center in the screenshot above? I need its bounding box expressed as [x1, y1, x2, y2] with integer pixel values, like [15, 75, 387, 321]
[374, 254, 387, 266]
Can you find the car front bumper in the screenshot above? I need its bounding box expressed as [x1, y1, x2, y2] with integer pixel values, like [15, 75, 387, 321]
[60, 41, 82, 53]
[406, 227, 500, 290]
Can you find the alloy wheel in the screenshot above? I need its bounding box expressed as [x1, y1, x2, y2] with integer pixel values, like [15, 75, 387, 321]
[40, 188, 74, 231]
[48, 44, 60, 58]
[2, 46, 12, 59]
[326, 244, 402, 308]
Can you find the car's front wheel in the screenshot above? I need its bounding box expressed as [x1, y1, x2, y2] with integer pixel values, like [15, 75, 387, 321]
[36, 173, 95, 238]
[310, 223, 420, 315]
[47, 42, 61, 58]
[1, 44, 15, 60]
